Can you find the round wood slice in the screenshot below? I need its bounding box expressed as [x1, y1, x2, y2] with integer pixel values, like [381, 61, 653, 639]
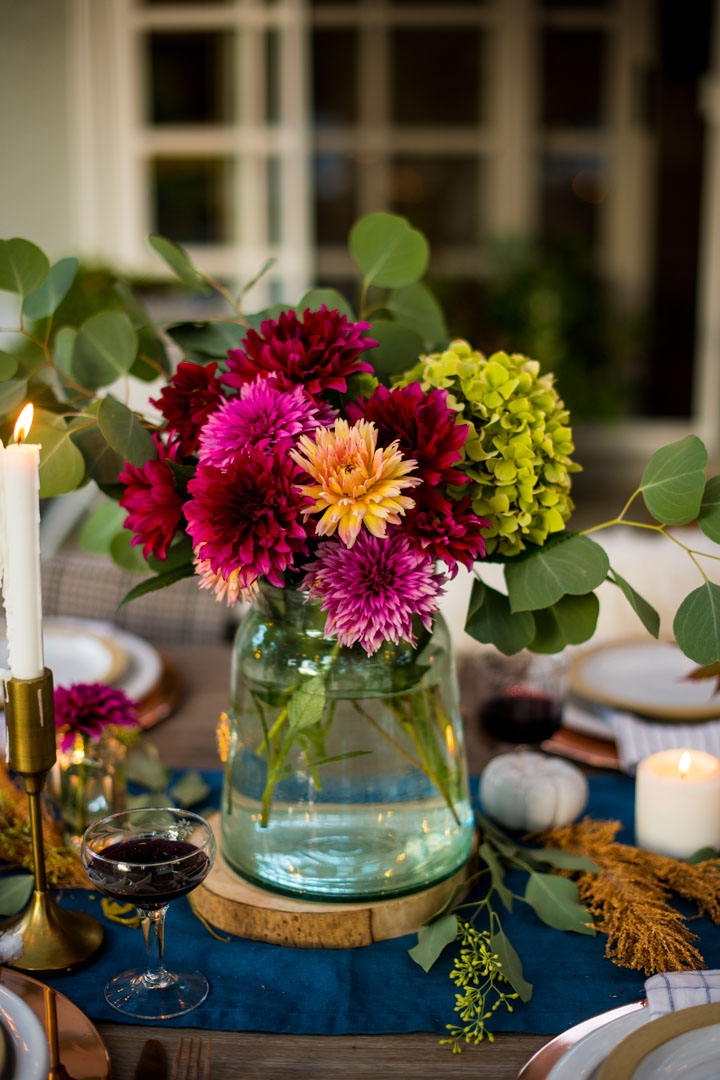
[193, 815, 476, 948]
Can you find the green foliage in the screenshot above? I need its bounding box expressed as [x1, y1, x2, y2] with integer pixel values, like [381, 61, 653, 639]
[366, 320, 424, 381]
[0, 873, 34, 916]
[464, 579, 534, 655]
[0, 238, 49, 296]
[148, 234, 212, 295]
[408, 912, 458, 972]
[505, 535, 609, 612]
[23, 257, 78, 321]
[639, 435, 707, 525]
[36, 423, 86, 497]
[524, 873, 596, 935]
[96, 396, 156, 467]
[699, 476, 720, 544]
[350, 212, 429, 288]
[674, 582, 720, 665]
[607, 570, 660, 638]
[78, 499, 126, 554]
[73, 311, 138, 389]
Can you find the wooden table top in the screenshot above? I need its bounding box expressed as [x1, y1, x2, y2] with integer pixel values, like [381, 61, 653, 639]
[96, 642, 553, 1079]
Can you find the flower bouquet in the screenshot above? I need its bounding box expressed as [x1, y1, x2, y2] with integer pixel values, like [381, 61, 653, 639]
[1, 212, 719, 899]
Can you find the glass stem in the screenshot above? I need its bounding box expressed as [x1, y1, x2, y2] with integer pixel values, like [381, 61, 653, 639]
[138, 906, 173, 989]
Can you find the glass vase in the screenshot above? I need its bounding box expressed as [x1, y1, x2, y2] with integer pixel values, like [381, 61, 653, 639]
[47, 731, 128, 849]
[218, 584, 474, 901]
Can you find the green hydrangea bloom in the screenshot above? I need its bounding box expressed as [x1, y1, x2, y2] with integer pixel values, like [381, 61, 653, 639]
[399, 340, 581, 557]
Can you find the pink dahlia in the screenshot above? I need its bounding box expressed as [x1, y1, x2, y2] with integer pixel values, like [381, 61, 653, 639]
[302, 532, 444, 656]
[184, 447, 311, 592]
[197, 376, 321, 469]
[346, 383, 469, 487]
[54, 683, 139, 753]
[151, 361, 225, 457]
[224, 306, 377, 398]
[399, 487, 489, 576]
[119, 438, 184, 561]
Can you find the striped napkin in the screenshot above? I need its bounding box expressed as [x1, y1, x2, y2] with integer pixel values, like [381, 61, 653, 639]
[609, 712, 720, 773]
[645, 970, 720, 1019]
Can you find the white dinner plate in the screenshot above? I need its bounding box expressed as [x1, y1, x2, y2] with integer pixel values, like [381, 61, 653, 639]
[546, 1006, 651, 1079]
[569, 640, 720, 721]
[633, 1024, 720, 1078]
[0, 984, 50, 1080]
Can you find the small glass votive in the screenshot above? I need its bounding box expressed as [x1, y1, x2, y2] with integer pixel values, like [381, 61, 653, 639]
[478, 651, 566, 745]
[47, 731, 128, 849]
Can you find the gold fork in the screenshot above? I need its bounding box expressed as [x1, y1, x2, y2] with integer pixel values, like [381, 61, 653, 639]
[171, 1037, 211, 1080]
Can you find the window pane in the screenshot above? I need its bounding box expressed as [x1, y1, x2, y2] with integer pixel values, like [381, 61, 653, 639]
[268, 157, 282, 244]
[540, 154, 606, 251]
[266, 30, 280, 125]
[313, 30, 358, 126]
[147, 32, 235, 125]
[391, 29, 483, 125]
[542, 30, 606, 128]
[315, 154, 358, 245]
[151, 158, 236, 244]
[389, 156, 481, 245]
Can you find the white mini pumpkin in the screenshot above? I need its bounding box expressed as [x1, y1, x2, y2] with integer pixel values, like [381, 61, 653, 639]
[479, 751, 588, 831]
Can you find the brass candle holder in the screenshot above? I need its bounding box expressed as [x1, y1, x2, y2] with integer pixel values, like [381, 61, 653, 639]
[1, 669, 104, 972]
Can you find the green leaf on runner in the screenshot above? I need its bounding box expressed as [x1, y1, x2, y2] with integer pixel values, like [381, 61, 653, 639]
[408, 913, 458, 972]
[520, 847, 600, 873]
[490, 928, 533, 1002]
[607, 569, 661, 638]
[170, 771, 212, 809]
[126, 751, 170, 792]
[639, 434, 707, 525]
[350, 212, 429, 288]
[479, 840, 513, 912]
[524, 873, 596, 935]
[506, 534, 609, 612]
[674, 581, 720, 665]
[0, 874, 34, 916]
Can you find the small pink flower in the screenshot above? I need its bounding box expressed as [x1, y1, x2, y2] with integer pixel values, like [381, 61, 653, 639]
[151, 361, 225, 457]
[54, 683, 139, 752]
[119, 438, 184, 561]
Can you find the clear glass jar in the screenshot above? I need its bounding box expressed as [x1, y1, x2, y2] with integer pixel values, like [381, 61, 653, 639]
[218, 584, 474, 901]
[47, 731, 128, 850]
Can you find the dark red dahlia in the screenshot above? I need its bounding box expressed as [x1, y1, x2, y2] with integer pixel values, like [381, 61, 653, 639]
[346, 383, 469, 487]
[183, 447, 312, 590]
[224, 306, 376, 399]
[119, 438, 184, 561]
[398, 486, 489, 576]
[151, 361, 225, 457]
[55, 683, 139, 753]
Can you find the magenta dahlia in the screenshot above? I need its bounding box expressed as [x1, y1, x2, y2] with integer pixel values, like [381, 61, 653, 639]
[197, 376, 321, 469]
[302, 532, 444, 656]
[399, 487, 489, 576]
[184, 447, 311, 592]
[224, 306, 377, 399]
[119, 438, 184, 561]
[346, 383, 470, 487]
[54, 683, 139, 752]
[151, 361, 226, 457]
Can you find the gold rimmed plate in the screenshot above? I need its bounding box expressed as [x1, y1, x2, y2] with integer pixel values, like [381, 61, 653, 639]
[568, 640, 720, 722]
[0, 968, 110, 1080]
[517, 1002, 648, 1079]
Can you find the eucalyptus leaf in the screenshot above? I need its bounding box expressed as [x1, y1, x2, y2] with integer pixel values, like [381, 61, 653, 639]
[97, 396, 156, 467]
[506, 535, 609, 612]
[520, 848, 600, 873]
[479, 840, 513, 912]
[0, 874, 33, 916]
[287, 678, 327, 735]
[297, 288, 355, 320]
[366, 320, 424, 381]
[699, 476, 720, 544]
[529, 592, 599, 654]
[386, 282, 448, 349]
[71, 422, 126, 486]
[78, 499, 127, 554]
[148, 235, 212, 295]
[608, 569, 660, 638]
[117, 564, 196, 608]
[350, 212, 429, 288]
[148, 536, 195, 574]
[53, 326, 77, 376]
[490, 929, 533, 1002]
[170, 771, 211, 809]
[0, 377, 29, 416]
[639, 434, 707, 525]
[36, 423, 86, 497]
[166, 321, 244, 359]
[408, 912, 458, 972]
[23, 257, 78, 320]
[110, 531, 151, 573]
[73, 312, 138, 389]
[464, 578, 535, 655]
[126, 751, 170, 792]
[0, 352, 18, 380]
[0, 238, 49, 296]
[304, 750, 373, 769]
[674, 581, 720, 665]
[524, 873, 595, 935]
[239, 257, 278, 301]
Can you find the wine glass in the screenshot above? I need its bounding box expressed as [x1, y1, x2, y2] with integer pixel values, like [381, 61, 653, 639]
[479, 652, 566, 745]
[81, 807, 216, 1020]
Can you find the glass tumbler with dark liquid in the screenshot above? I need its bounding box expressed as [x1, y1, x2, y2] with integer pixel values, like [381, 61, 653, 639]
[82, 807, 216, 1020]
[479, 654, 565, 744]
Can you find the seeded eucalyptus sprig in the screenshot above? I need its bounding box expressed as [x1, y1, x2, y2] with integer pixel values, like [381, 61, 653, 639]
[409, 815, 599, 1052]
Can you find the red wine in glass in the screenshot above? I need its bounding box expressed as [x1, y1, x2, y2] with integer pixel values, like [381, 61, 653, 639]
[84, 836, 211, 911]
[480, 686, 563, 743]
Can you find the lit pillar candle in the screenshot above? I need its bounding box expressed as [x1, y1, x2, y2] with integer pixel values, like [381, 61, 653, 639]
[635, 748, 720, 858]
[1, 404, 44, 679]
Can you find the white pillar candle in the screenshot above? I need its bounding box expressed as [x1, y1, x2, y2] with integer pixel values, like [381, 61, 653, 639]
[0, 405, 44, 679]
[635, 748, 720, 858]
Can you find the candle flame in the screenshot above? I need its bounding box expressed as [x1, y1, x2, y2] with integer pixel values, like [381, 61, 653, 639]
[13, 404, 34, 444]
[678, 751, 692, 778]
